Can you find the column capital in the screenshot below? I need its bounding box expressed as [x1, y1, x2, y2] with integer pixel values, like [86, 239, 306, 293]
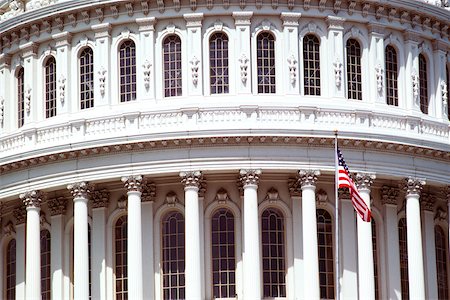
[403, 177, 426, 196]
[280, 12, 301, 27]
[180, 171, 203, 188]
[91, 189, 110, 208]
[92, 23, 112, 39]
[13, 205, 27, 224]
[141, 181, 156, 202]
[122, 175, 143, 192]
[239, 169, 261, 187]
[184, 13, 203, 27]
[233, 11, 253, 25]
[420, 192, 435, 212]
[326, 16, 345, 30]
[20, 190, 44, 208]
[47, 196, 68, 216]
[52, 31, 73, 48]
[136, 17, 156, 31]
[68, 182, 93, 199]
[19, 41, 39, 58]
[380, 185, 399, 206]
[298, 170, 320, 188]
[354, 173, 376, 192]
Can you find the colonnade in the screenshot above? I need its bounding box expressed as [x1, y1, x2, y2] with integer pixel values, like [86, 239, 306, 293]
[12, 170, 444, 299]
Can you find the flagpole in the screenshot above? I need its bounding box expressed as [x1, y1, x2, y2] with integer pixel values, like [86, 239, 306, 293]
[334, 130, 340, 300]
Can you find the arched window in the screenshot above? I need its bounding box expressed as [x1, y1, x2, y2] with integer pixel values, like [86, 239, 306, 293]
[372, 219, 379, 300]
[41, 230, 51, 300]
[209, 33, 229, 94]
[115, 215, 127, 299]
[119, 40, 136, 102]
[398, 218, 409, 300]
[303, 34, 321, 96]
[419, 54, 428, 114]
[44, 57, 57, 118]
[385, 45, 399, 106]
[346, 39, 362, 100]
[317, 209, 334, 300]
[6, 239, 16, 300]
[80, 47, 94, 109]
[17, 67, 24, 128]
[211, 208, 235, 298]
[163, 35, 182, 97]
[162, 211, 185, 300]
[257, 32, 276, 94]
[261, 208, 286, 298]
[435, 225, 449, 300]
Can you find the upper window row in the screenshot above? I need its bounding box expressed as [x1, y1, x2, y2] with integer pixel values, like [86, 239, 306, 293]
[14, 33, 450, 128]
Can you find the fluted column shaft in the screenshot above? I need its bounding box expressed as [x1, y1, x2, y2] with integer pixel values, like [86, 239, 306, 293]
[122, 176, 144, 300]
[404, 177, 426, 299]
[181, 171, 203, 300]
[299, 170, 320, 300]
[21, 191, 43, 300]
[240, 169, 262, 300]
[355, 173, 376, 300]
[68, 182, 91, 300]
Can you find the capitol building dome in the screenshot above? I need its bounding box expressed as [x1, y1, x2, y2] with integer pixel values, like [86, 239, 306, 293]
[0, 0, 449, 299]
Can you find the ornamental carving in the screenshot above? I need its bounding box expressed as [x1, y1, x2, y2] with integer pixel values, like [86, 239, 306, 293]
[375, 64, 383, 93]
[411, 70, 420, 105]
[441, 80, 448, 113]
[59, 75, 66, 104]
[122, 175, 143, 192]
[180, 170, 203, 188]
[91, 189, 110, 208]
[238, 53, 249, 84]
[25, 85, 32, 113]
[403, 177, 426, 196]
[67, 181, 92, 198]
[380, 185, 399, 205]
[0, 96, 4, 126]
[117, 195, 127, 210]
[141, 181, 156, 202]
[288, 177, 301, 197]
[47, 196, 68, 215]
[420, 192, 435, 211]
[287, 54, 297, 85]
[13, 205, 26, 224]
[190, 56, 200, 86]
[298, 170, 320, 187]
[333, 58, 342, 87]
[1, 0, 24, 21]
[264, 187, 281, 203]
[338, 188, 351, 199]
[40, 212, 50, 227]
[165, 191, 178, 207]
[354, 173, 376, 191]
[435, 207, 447, 222]
[142, 60, 152, 90]
[214, 188, 231, 204]
[98, 66, 106, 96]
[3, 221, 15, 236]
[20, 190, 44, 208]
[239, 169, 261, 186]
[316, 189, 328, 207]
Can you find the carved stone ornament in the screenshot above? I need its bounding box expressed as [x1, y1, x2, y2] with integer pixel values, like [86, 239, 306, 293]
[142, 60, 152, 90]
[0, 96, 4, 126]
[141, 181, 156, 202]
[287, 54, 297, 85]
[98, 66, 107, 96]
[338, 188, 351, 199]
[20, 190, 44, 208]
[298, 170, 320, 187]
[380, 185, 399, 206]
[288, 177, 301, 197]
[122, 175, 143, 192]
[411, 70, 420, 105]
[47, 197, 68, 215]
[3, 221, 16, 236]
[1, 0, 24, 21]
[316, 189, 328, 207]
[375, 63, 383, 93]
[13, 205, 26, 224]
[59, 74, 66, 104]
[67, 181, 92, 198]
[118, 195, 127, 210]
[190, 56, 200, 86]
[91, 189, 110, 208]
[441, 80, 448, 112]
[333, 58, 342, 87]
[180, 170, 203, 188]
[40, 212, 50, 227]
[239, 169, 261, 187]
[265, 187, 281, 203]
[435, 207, 447, 222]
[403, 177, 426, 196]
[214, 188, 231, 204]
[238, 53, 249, 84]
[420, 192, 434, 211]
[354, 173, 376, 191]
[165, 191, 178, 207]
[25, 85, 32, 113]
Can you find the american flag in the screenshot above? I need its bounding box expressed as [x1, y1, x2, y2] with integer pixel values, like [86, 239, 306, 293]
[337, 148, 371, 222]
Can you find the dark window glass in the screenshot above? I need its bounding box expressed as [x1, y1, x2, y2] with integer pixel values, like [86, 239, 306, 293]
[115, 215, 128, 299]
[317, 209, 334, 300]
[399, 218, 409, 300]
[80, 47, 94, 109]
[45, 57, 57, 118]
[419, 54, 428, 114]
[346, 39, 362, 100]
[17, 68, 24, 128]
[257, 32, 276, 94]
[210, 33, 229, 94]
[435, 225, 449, 300]
[385, 45, 399, 106]
[163, 35, 182, 97]
[6, 239, 16, 300]
[372, 219, 379, 300]
[41, 230, 51, 300]
[119, 40, 137, 102]
[303, 34, 321, 96]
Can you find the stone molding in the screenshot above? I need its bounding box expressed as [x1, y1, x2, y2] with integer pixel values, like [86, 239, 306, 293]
[180, 170, 203, 189]
[165, 191, 178, 207]
[239, 169, 261, 187]
[67, 181, 92, 199]
[354, 173, 376, 191]
[264, 187, 281, 203]
[380, 185, 399, 205]
[298, 170, 320, 188]
[403, 177, 426, 196]
[13, 205, 26, 224]
[91, 189, 110, 208]
[232, 11, 253, 25]
[47, 196, 68, 215]
[20, 190, 44, 208]
[214, 188, 231, 204]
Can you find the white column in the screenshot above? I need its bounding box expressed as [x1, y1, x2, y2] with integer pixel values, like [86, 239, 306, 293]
[355, 173, 376, 300]
[289, 179, 303, 300]
[68, 182, 91, 300]
[13, 206, 26, 300]
[122, 175, 144, 300]
[184, 13, 203, 96]
[404, 177, 426, 299]
[240, 169, 262, 300]
[380, 186, 401, 300]
[421, 194, 438, 299]
[136, 17, 156, 101]
[48, 197, 68, 300]
[21, 191, 44, 300]
[53, 32, 71, 115]
[281, 13, 301, 95]
[298, 170, 320, 300]
[92, 23, 112, 107]
[180, 171, 203, 300]
[326, 16, 345, 99]
[340, 190, 358, 300]
[141, 182, 156, 300]
[233, 12, 253, 94]
[91, 190, 109, 300]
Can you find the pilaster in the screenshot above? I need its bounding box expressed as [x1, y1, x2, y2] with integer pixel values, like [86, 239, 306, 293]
[233, 12, 253, 94]
[184, 13, 203, 96]
[53, 32, 72, 115]
[92, 23, 112, 106]
[137, 17, 156, 101]
[326, 16, 345, 98]
[19, 42, 39, 125]
[368, 24, 385, 104]
[403, 31, 420, 113]
[432, 41, 447, 120]
[421, 192, 438, 300]
[141, 181, 156, 300]
[0, 54, 11, 133]
[281, 13, 301, 95]
[288, 178, 303, 300]
[13, 205, 26, 300]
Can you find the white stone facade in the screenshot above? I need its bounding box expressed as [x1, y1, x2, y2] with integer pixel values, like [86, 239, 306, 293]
[0, 0, 449, 299]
